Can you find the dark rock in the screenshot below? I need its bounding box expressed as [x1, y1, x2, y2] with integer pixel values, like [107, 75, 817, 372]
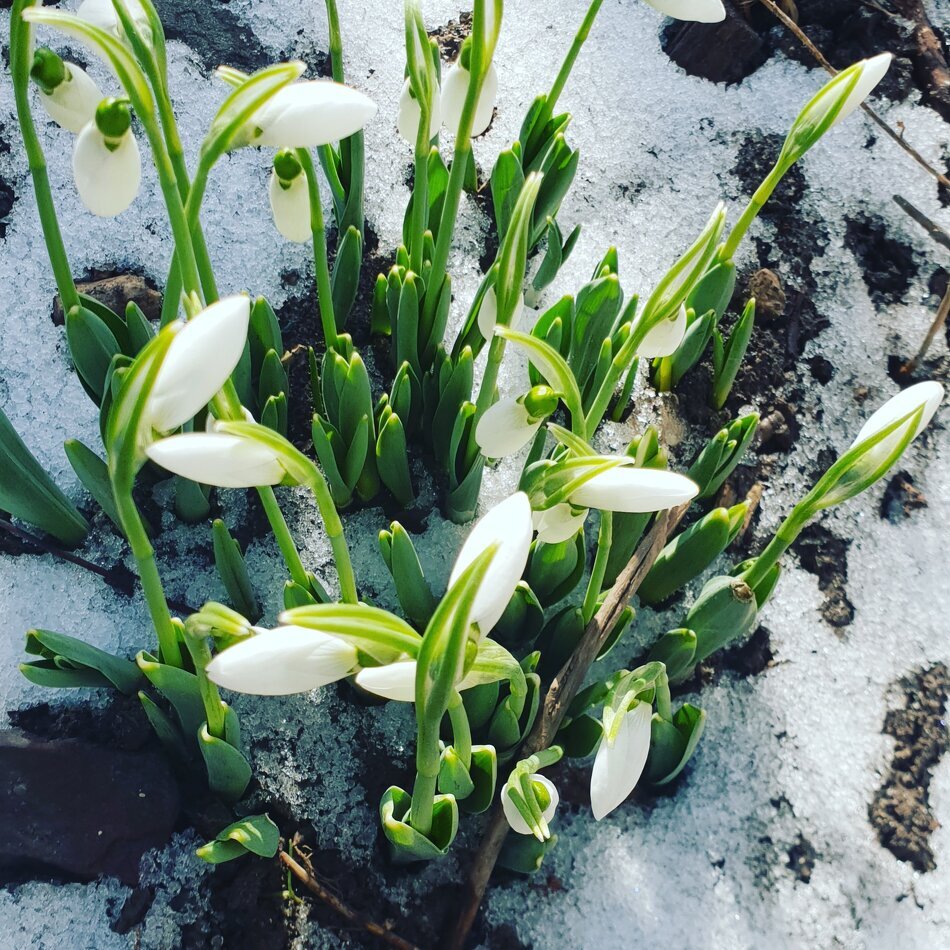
[662, 7, 768, 85]
[808, 355, 834, 384]
[52, 274, 163, 326]
[786, 834, 818, 883]
[880, 471, 928, 521]
[0, 729, 179, 885]
[870, 664, 949, 872]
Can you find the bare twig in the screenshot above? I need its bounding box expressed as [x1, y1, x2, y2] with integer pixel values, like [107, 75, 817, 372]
[902, 280, 950, 374]
[279, 838, 419, 950]
[757, 0, 950, 189]
[447, 504, 690, 949]
[892, 194, 950, 253]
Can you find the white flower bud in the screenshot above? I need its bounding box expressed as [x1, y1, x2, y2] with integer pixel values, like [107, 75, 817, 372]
[475, 396, 542, 459]
[532, 503, 589, 544]
[268, 168, 311, 243]
[590, 701, 652, 820]
[503, 774, 559, 835]
[478, 286, 524, 340]
[570, 466, 698, 513]
[441, 61, 498, 138]
[637, 303, 688, 359]
[397, 78, 442, 144]
[37, 62, 103, 134]
[642, 0, 726, 23]
[71, 119, 140, 217]
[145, 432, 286, 488]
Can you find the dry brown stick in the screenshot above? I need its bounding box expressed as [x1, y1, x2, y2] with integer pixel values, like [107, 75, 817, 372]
[757, 0, 950, 189]
[279, 841, 420, 950]
[892, 194, 950, 253]
[902, 280, 950, 374]
[447, 503, 689, 950]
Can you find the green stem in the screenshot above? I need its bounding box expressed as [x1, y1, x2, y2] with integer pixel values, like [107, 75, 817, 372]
[546, 0, 604, 116]
[298, 149, 339, 350]
[409, 122, 430, 274]
[116, 491, 182, 668]
[584, 319, 651, 434]
[720, 162, 785, 262]
[304, 466, 357, 604]
[582, 510, 612, 623]
[324, 0, 344, 82]
[474, 335, 507, 419]
[257, 486, 309, 588]
[740, 502, 809, 591]
[184, 633, 227, 738]
[655, 670, 672, 722]
[448, 691, 472, 769]
[409, 770, 438, 836]
[10, 1, 79, 312]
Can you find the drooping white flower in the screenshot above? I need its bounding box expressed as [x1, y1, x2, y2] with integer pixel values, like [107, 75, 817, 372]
[36, 61, 103, 134]
[206, 625, 358, 695]
[71, 116, 140, 217]
[145, 432, 286, 488]
[637, 303, 688, 359]
[448, 492, 533, 637]
[397, 78, 442, 144]
[476, 387, 558, 459]
[503, 774, 559, 835]
[250, 80, 377, 148]
[147, 295, 251, 433]
[478, 286, 524, 339]
[641, 0, 726, 23]
[76, 0, 150, 38]
[590, 701, 652, 820]
[441, 61, 498, 138]
[268, 168, 311, 243]
[569, 466, 698, 513]
[532, 503, 589, 545]
[355, 659, 482, 702]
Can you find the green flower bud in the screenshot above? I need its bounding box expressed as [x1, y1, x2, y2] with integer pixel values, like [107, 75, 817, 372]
[94, 97, 133, 142]
[30, 47, 67, 95]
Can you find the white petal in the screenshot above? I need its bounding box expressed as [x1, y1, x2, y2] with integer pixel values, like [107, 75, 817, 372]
[849, 380, 943, 470]
[637, 304, 688, 359]
[206, 626, 358, 695]
[72, 123, 140, 217]
[253, 80, 377, 148]
[590, 702, 652, 820]
[268, 169, 311, 243]
[449, 492, 533, 636]
[355, 661, 417, 702]
[478, 286, 524, 339]
[38, 63, 103, 134]
[533, 503, 589, 545]
[76, 0, 148, 33]
[475, 396, 541, 458]
[503, 774, 559, 835]
[642, 0, 726, 22]
[145, 432, 286, 488]
[570, 467, 698, 513]
[397, 79, 441, 144]
[834, 53, 893, 127]
[148, 295, 251, 432]
[441, 62, 497, 137]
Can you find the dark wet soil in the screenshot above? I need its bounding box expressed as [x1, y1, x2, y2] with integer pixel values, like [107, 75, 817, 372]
[869, 663, 949, 872]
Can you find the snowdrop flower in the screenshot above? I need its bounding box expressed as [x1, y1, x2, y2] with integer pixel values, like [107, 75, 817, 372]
[30, 49, 103, 134]
[72, 98, 140, 217]
[355, 659, 483, 702]
[268, 150, 311, 243]
[637, 303, 688, 359]
[590, 701, 652, 820]
[397, 78, 441, 144]
[532, 503, 589, 545]
[475, 387, 559, 459]
[76, 0, 150, 39]
[478, 286, 524, 339]
[441, 59, 498, 138]
[502, 774, 559, 835]
[147, 295, 251, 433]
[569, 466, 699, 513]
[642, 0, 726, 23]
[145, 431, 286, 487]
[250, 80, 377, 149]
[206, 625, 358, 696]
[448, 492, 533, 638]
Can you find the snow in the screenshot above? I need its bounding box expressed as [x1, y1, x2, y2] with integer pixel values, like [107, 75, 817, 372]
[0, 0, 948, 947]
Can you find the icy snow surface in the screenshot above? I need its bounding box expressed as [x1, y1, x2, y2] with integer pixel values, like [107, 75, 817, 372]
[0, 0, 949, 947]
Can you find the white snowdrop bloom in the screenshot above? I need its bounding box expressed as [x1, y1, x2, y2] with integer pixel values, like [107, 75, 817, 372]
[76, 0, 150, 38]
[642, 0, 726, 23]
[251, 80, 377, 148]
[355, 660, 482, 702]
[449, 492, 533, 637]
[478, 286, 524, 340]
[397, 78, 441, 144]
[147, 296, 251, 433]
[145, 432, 286, 488]
[206, 626, 358, 696]
[849, 381, 943, 472]
[37, 62, 103, 134]
[441, 61, 498, 137]
[503, 774, 559, 835]
[268, 168, 311, 243]
[570, 466, 698, 514]
[637, 303, 688, 359]
[832, 53, 892, 126]
[590, 701, 652, 820]
[532, 503, 589, 545]
[71, 120, 140, 217]
[476, 396, 541, 459]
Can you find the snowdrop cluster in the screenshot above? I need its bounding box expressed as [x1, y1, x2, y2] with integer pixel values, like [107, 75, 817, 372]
[6, 0, 943, 885]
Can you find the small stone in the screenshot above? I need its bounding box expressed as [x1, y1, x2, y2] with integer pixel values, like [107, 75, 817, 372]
[748, 269, 787, 322]
[52, 274, 163, 327]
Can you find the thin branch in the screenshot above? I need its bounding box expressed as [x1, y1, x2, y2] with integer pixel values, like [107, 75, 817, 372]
[901, 279, 950, 374]
[447, 503, 690, 949]
[757, 0, 950, 189]
[892, 194, 950, 253]
[279, 838, 419, 950]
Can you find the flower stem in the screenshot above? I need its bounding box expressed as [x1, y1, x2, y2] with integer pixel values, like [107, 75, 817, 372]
[257, 486, 310, 588]
[409, 123, 430, 274]
[546, 0, 604, 117]
[582, 510, 612, 624]
[183, 632, 226, 738]
[720, 162, 785, 262]
[9, 1, 79, 312]
[303, 465, 357, 604]
[448, 691, 472, 769]
[298, 148, 339, 350]
[740, 502, 809, 590]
